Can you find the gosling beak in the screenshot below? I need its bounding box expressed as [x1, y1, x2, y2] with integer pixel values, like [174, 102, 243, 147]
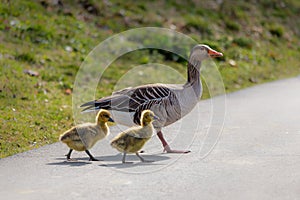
[108, 117, 114, 122]
[153, 115, 160, 120]
[208, 48, 223, 57]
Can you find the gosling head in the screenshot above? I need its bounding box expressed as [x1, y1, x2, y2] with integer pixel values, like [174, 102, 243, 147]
[96, 109, 114, 124]
[189, 44, 223, 63]
[141, 110, 158, 126]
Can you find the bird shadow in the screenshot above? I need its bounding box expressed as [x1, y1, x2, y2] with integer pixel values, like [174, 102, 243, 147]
[46, 157, 93, 167]
[99, 153, 170, 169]
[47, 153, 170, 168]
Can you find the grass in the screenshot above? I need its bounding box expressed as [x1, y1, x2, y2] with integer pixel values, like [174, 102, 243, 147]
[0, 0, 300, 158]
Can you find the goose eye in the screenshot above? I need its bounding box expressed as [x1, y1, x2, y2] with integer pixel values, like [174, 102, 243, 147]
[198, 46, 204, 51]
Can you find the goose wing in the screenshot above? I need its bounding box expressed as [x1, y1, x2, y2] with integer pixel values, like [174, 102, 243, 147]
[81, 84, 181, 124]
[81, 84, 172, 112]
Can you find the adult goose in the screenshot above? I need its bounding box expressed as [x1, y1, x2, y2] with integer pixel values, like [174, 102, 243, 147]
[81, 44, 223, 153]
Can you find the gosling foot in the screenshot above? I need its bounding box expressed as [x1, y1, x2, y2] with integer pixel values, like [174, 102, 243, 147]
[85, 150, 100, 161]
[89, 157, 100, 161]
[67, 158, 78, 162]
[136, 152, 154, 163]
[65, 149, 73, 160]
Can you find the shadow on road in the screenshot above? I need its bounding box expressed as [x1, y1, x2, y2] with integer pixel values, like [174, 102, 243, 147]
[46, 157, 93, 167]
[99, 153, 170, 168]
[46, 153, 170, 168]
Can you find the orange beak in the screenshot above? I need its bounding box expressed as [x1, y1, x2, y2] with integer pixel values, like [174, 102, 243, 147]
[208, 49, 223, 57]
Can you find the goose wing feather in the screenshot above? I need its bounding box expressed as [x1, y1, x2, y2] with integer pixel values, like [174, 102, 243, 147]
[81, 84, 175, 113]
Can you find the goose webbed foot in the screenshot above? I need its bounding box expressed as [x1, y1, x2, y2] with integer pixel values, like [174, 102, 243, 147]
[157, 131, 191, 154]
[163, 145, 191, 154]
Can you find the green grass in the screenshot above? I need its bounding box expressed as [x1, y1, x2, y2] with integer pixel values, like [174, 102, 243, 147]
[1, 0, 300, 158]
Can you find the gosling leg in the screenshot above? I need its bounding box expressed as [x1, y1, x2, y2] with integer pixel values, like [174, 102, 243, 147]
[85, 150, 99, 161]
[136, 152, 144, 162]
[136, 152, 153, 163]
[65, 149, 73, 160]
[122, 152, 127, 163]
[122, 152, 132, 164]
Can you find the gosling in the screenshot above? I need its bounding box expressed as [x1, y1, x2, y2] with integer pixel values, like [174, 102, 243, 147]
[59, 109, 114, 161]
[110, 110, 157, 163]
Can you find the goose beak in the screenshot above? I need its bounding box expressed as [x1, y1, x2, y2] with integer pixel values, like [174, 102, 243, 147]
[208, 49, 223, 57]
[108, 117, 114, 122]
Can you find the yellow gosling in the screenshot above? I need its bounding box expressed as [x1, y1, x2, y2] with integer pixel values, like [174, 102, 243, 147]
[59, 109, 114, 161]
[110, 110, 157, 163]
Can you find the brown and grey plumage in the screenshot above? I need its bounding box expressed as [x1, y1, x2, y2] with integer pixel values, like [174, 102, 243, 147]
[81, 45, 223, 153]
[59, 109, 114, 161]
[110, 110, 157, 163]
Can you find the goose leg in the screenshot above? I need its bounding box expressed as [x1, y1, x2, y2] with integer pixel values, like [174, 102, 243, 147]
[157, 131, 191, 154]
[85, 150, 99, 161]
[65, 149, 73, 160]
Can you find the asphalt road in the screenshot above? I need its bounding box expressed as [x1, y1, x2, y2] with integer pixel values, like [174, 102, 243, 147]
[1, 76, 300, 200]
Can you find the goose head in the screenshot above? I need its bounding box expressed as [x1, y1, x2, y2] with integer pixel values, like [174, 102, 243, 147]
[96, 109, 114, 124]
[189, 44, 223, 63]
[141, 110, 158, 126]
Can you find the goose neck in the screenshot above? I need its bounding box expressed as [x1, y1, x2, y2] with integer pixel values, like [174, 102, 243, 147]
[184, 61, 201, 97]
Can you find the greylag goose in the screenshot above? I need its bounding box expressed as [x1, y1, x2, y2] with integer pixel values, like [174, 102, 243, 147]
[59, 109, 114, 161]
[81, 45, 223, 153]
[110, 110, 157, 163]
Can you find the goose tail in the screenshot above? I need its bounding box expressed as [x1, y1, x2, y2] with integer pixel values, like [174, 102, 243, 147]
[81, 105, 100, 113]
[80, 98, 113, 113]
